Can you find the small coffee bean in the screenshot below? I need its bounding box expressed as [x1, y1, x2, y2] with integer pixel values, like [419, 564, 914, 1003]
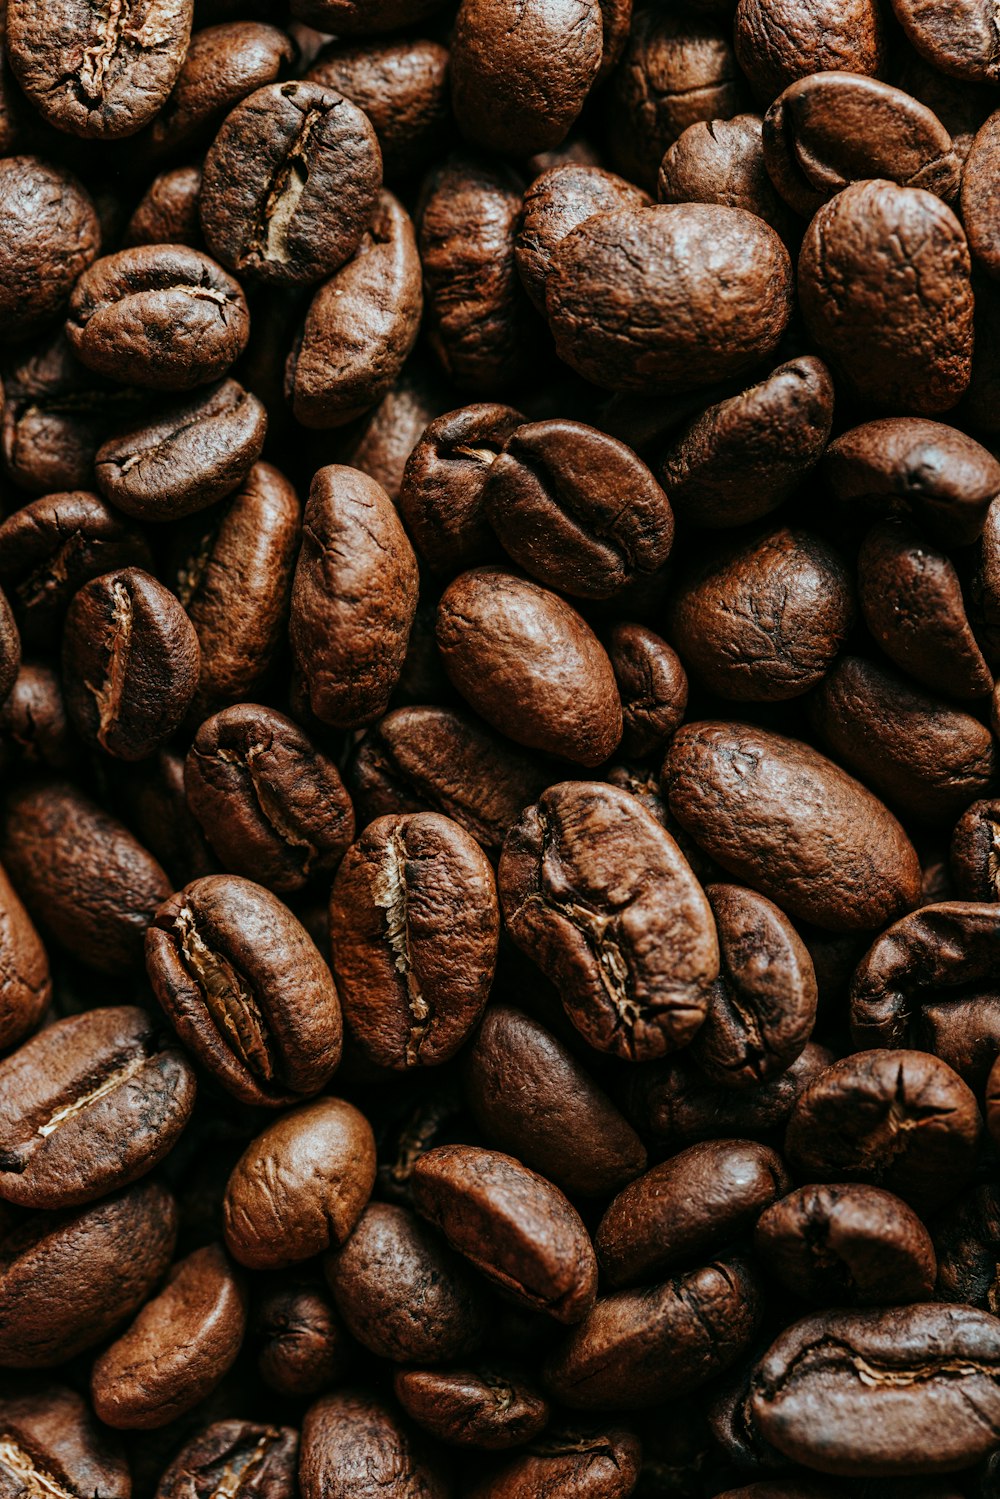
[299, 1391, 449, 1499]
[734, 0, 885, 103]
[148, 22, 296, 158]
[0, 1386, 130, 1499]
[657, 114, 796, 243]
[412, 1144, 598, 1324]
[950, 798, 1000, 901]
[124, 166, 204, 248]
[155, 1422, 298, 1499]
[464, 1425, 641, 1499]
[606, 623, 687, 760]
[200, 82, 382, 287]
[146, 873, 342, 1107]
[0, 158, 100, 340]
[255, 1283, 351, 1397]
[892, 0, 1000, 85]
[755, 1184, 937, 1306]
[223, 1097, 375, 1268]
[0, 858, 50, 1050]
[0, 660, 76, 774]
[515, 164, 650, 314]
[393, 1365, 549, 1450]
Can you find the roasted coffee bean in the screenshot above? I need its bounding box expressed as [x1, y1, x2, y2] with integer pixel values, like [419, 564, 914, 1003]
[155, 1421, 298, 1499]
[393, 1365, 549, 1451]
[934, 1184, 1000, 1311]
[124, 166, 205, 247]
[412, 1144, 598, 1324]
[299, 1391, 449, 1499]
[482, 419, 674, 600]
[91, 1243, 246, 1429]
[657, 114, 797, 242]
[146, 873, 342, 1107]
[185, 704, 354, 892]
[7, 0, 192, 137]
[750, 1304, 1000, 1476]
[546, 204, 793, 392]
[338, 356, 449, 504]
[66, 246, 250, 391]
[0, 1178, 177, 1366]
[659, 356, 834, 529]
[62, 567, 200, 760]
[329, 812, 498, 1070]
[0, 857, 50, 1049]
[1, 780, 171, 974]
[499, 780, 718, 1059]
[973, 494, 1000, 664]
[544, 1256, 762, 1408]
[325, 1201, 487, 1362]
[892, 0, 1000, 85]
[95, 379, 267, 521]
[200, 81, 382, 287]
[597, 1140, 789, 1287]
[437, 569, 622, 765]
[754, 1184, 937, 1306]
[515, 164, 650, 314]
[664, 722, 922, 931]
[255, 1282, 352, 1397]
[0, 1386, 130, 1499]
[465, 1425, 642, 1499]
[223, 1097, 375, 1268]
[286, 191, 422, 429]
[950, 798, 1000, 901]
[606, 623, 687, 759]
[116, 748, 218, 887]
[0, 1005, 196, 1208]
[785, 1048, 981, 1212]
[0, 594, 17, 707]
[733, 0, 885, 103]
[351, 706, 549, 858]
[148, 21, 296, 157]
[962, 111, 1000, 278]
[462, 1004, 646, 1197]
[0, 660, 76, 773]
[0, 158, 100, 341]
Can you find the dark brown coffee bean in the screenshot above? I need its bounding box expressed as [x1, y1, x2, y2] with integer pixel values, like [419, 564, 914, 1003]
[66, 246, 250, 392]
[62, 567, 200, 760]
[892, 0, 1000, 85]
[950, 798, 1000, 901]
[545, 1256, 761, 1407]
[809, 655, 997, 826]
[437, 569, 622, 765]
[450, 0, 603, 157]
[0, 1179, 177, 1366]
[223, 1097, 375, 1268]
[325, 1201, 487, 1362]
[962, 111, 1000, 278]
[0, 1004, 196, 1209]
[306, 36, 449, 180]
[499, 780, 718, 1059]
[606, 623, 687, 759]
[146, 874, 342, 1108]
[0, 858, 50, 1050]
[7, 0, 192, 137]
[0, 158, 100, 340]
[286, 191, 422, 429]
[0, 1385, 130, 1499]
[734, 0, 885, 103]
[1, 780, 170, 974]
[691, 884, 817, 1088]
[657, 114, 797, 243]
[659, 357, 835, 529]
[412, 1144, 598, 1324]
[329, 812, 498, 1071]
[465, 1424, 642, 1499]
[95, 379, 267, 521]
[934, 1185, 1000, 1314]
[290, 465, 418, 728]
[255, 1282, 351, 1397]
[799, 181, 973, 414]
[750, 1304, 1000, 1476]
[185, 704, 354, 893]
[394, 1365, 549, 1450]
[148, 21, 296, 157]
[785, 1048, 981, 1211]
[664, 722, 922, 931]
[755, 1184, 936, 1306]
[200, 82, 382, 287]
[546, 205, 793, 393]
[124, 166, 204, 248]
[0, 659, 77, 776]
[972, 494, 1000, 664]
[351, 706, 549, 859]
[597, 1140, 790, 1287]
[299, 1391, 449, 1499]
[823, 418, 1000, 546]
[515, 164, 650, 314]
[482, 419, 674, 601]
[155, 1421, 298, 1499]
[462, 1005, 647, 1197]
[0, 592, 18, 708]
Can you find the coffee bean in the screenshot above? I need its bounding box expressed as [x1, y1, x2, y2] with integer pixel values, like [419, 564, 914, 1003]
[148, 21, 296, 157]
[0, 858, 50, 1050]
[464, 1425, 642, 1499]
[0, 660, 76, 774]
[255, 1283, 351, 1397]
[0, 593, 18, 708]
[299, 1391, 449, 1499]
[155, 1422, 298, 1499]
[962, 111, 1000, 279]
[289, 0, 447, 33]
[337, 356, 449, 503]
[893, 0, 1000, 85]
[950, 798, 1000, 901]
[0, 158, 100, 340]
[606, 624, 687, 760]
[124, 166, 204, 248]
[0, 1386, 129, 1499]
[657, 114, 796, 243]
[146, 873, 342, 1107]
[393, 1365, 549, 1451]
[734, 0, 885, 102]
[934, 1184, 1000, 1311]
[515, 164, 650, 313]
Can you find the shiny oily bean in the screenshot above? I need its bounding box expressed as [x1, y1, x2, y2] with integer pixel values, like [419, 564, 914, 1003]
[185, 704, 355, 893]
[499, 780, 719, 1061]
[62, 568, 200, 760]
[155, 1422, 298, 1499]
[755, 1184, 937, 1306]
[482, 419, 674, 600]
[290, 465, 418, 729]
[393, 1366, 550, 1450]
[0, 1005, 196, 1209]
[223, 1097, 376, 1269]
[0, 1386, 130, 1499]
[0, 858, 50, 1050]
[325, 1202, 487, 1363]
[91, 1243, 246, 1430]
[663, 722, 921, 932]
[951, 798, 1000, 901]
[437, 569, 622, 766]
[412, 1145, 598, 1324]
[255, 1281, 352, 1397]
[146, 874, 342, 1107]
[465, 1425, 642, 1499]
[299, 1391, 449, 1499]
[657, 114, 797, 244]
[147, 21, 297, 158]
[750, 1304, 1000, 1476]
[515, 164, 650, 314]
[544, 1257, 762, 1409]
[0, 1179, 177, 1366]
[329, 812, 499, 1071]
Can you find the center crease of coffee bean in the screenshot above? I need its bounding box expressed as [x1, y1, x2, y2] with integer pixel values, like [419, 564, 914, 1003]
[174, 905, 275, 1079]
[372, 832, 430, 1065]
[37, 1049, 149, 1137]
[89, 579, 132, 748]
[0, 1438, 78, 1499]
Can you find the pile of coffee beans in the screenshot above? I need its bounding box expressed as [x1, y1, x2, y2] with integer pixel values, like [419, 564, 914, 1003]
[2, 0, 1000, 1493]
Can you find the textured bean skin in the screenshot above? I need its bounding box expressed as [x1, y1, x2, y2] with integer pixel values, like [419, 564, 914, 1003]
[658, 114, 796, 243]
[147, 21, 296, 157]
[734, 0, 885, 102]
[299, 1391, 449, 1499]
[155, 1423, 298, 1499]
[306, 37, 450, 179]
[465, 1426, 642, 1499]
[0, 1387, 130, 1499]
[0, 857, 50, 1050]
[0, 158, 100, 338]
[950, 798, 1000, 901]
[515, 164, 650, 313]
[393, 1366, 550, 1450]
[663, 722, 922, 931]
